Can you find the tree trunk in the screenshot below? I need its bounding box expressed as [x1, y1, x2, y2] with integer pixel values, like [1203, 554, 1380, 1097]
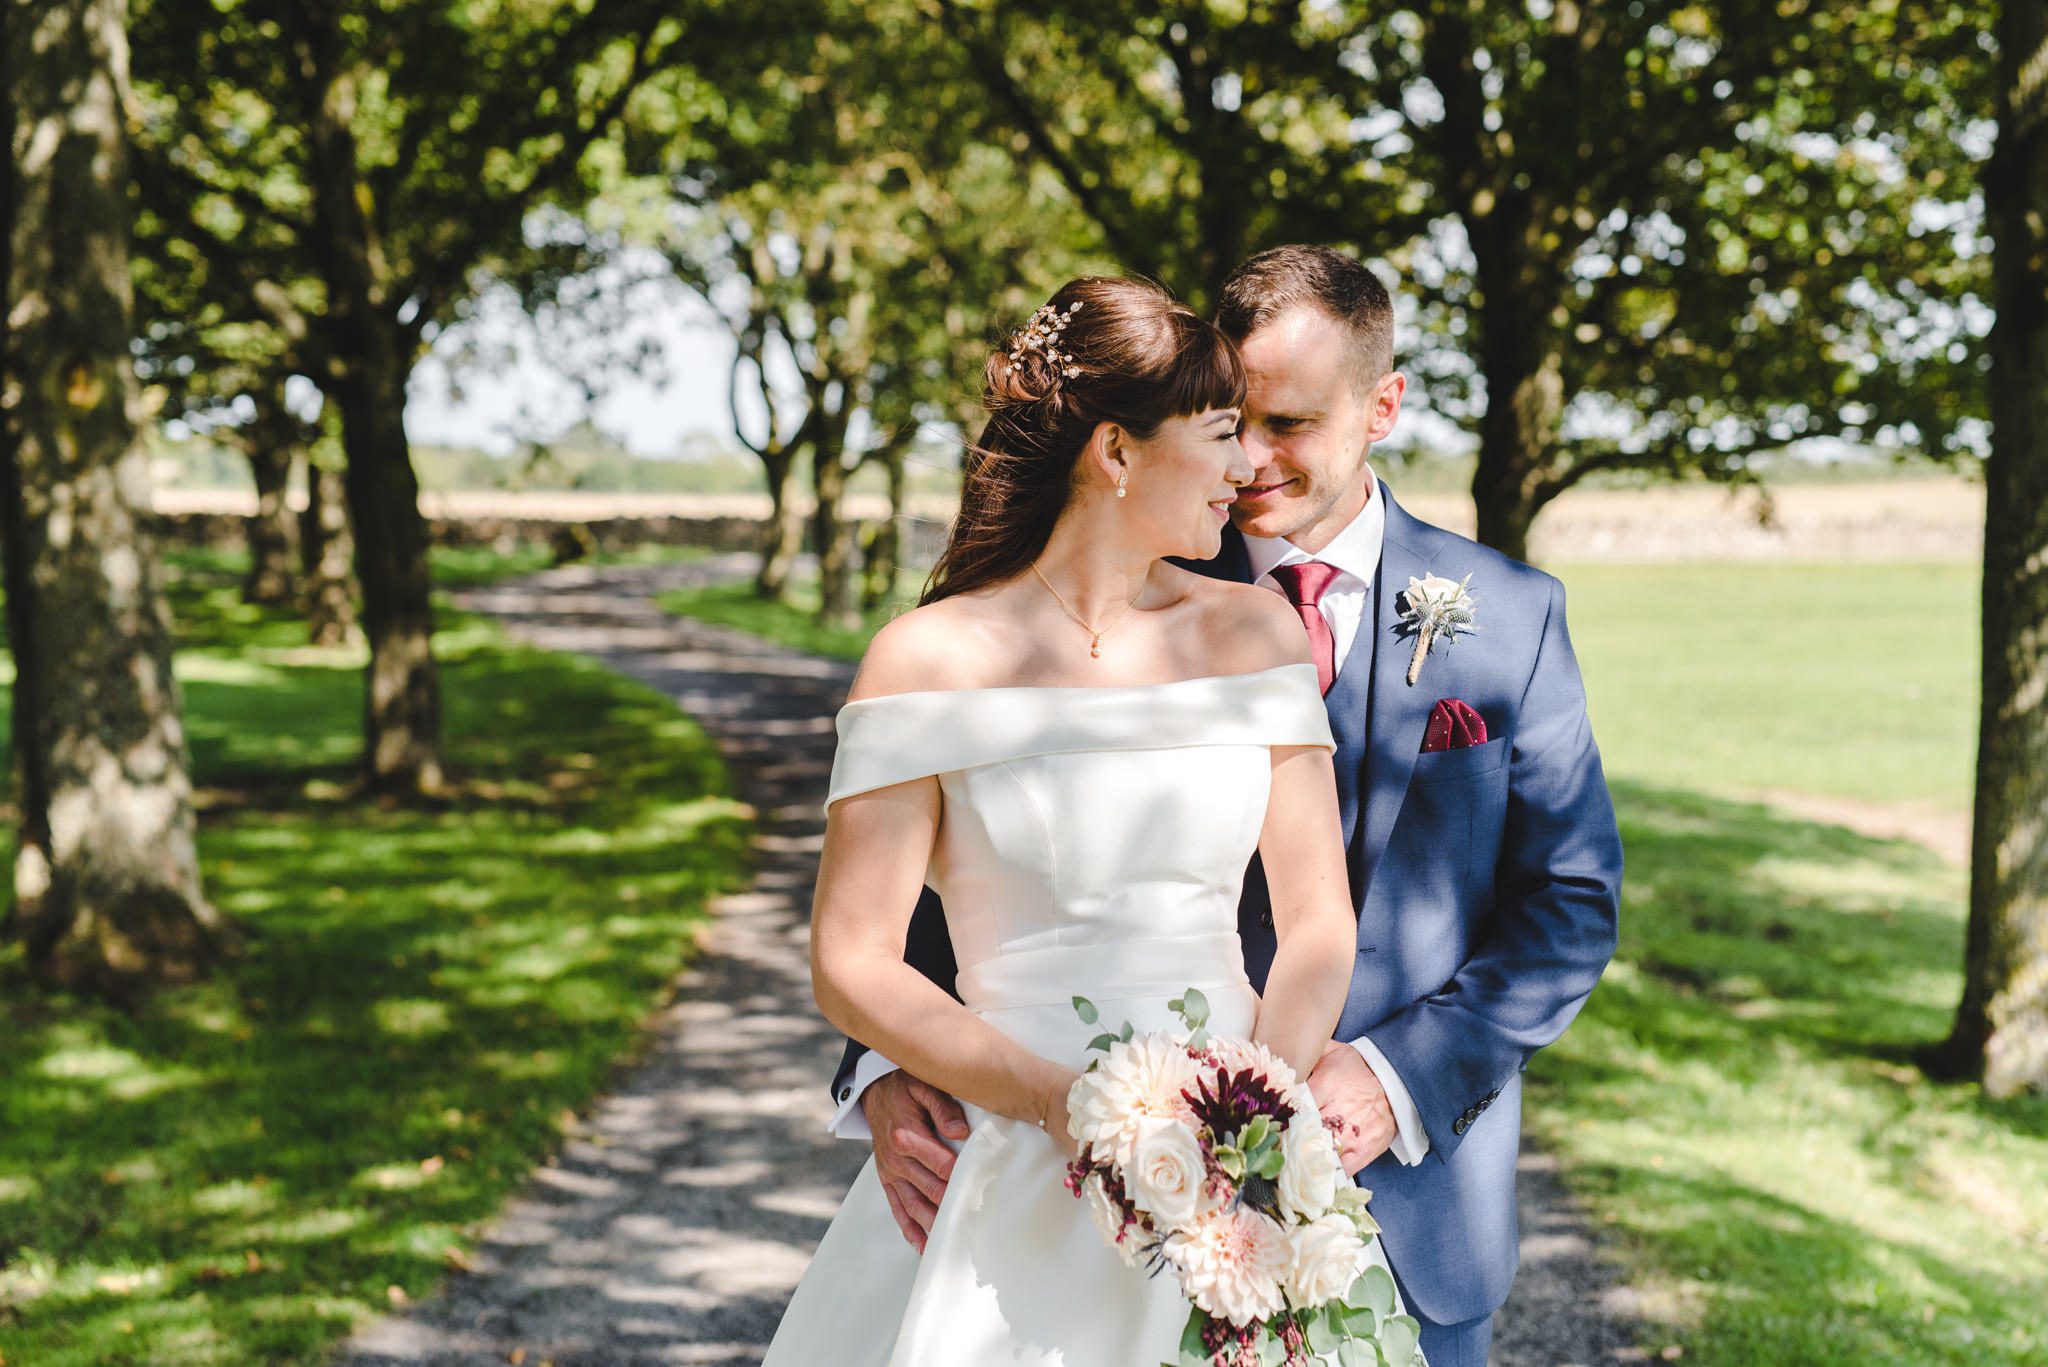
[756, 446, 803, 600]
[812, 420, 859, 630]
[862, 441, 907, 611]
[0, 0, 225, 990]
[240, 375, 300, 606]
[332, 330, 443, 795]
[299, 445, 356, 647]
[1936, 0, 2048, 1098]
[300, 54, 442, 796]
[1469, 290, 1562, 565]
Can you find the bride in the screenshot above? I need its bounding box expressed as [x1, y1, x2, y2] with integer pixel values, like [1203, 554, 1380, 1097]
[764, 277, 1406, 1366]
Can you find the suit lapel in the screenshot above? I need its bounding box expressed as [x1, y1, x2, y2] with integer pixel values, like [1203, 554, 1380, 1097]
[1355, 482, 1451, 905]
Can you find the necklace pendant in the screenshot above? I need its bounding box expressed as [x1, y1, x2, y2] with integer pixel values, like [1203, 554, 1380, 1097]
[1089, 634, 1102, 659]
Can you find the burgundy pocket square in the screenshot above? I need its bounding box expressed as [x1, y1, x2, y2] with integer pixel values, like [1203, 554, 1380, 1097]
[1421, 699, 1488, 753]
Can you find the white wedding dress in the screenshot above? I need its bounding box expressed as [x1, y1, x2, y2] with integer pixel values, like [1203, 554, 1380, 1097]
[765, 663, 1408, 1367]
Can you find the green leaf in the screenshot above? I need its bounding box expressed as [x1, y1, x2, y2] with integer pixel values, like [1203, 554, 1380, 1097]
[1120, 1020, 1135, 1043]
[1254, 1146, 1286, 1179]
[1336, 1339, 1375, 1367]
[1348, 1263, 1396, 1318]
[1242, 1115, 1271, 1149]
[1073, 996, 1099, 1025]
[1305, 1305, 1342, 1354]
[1215, 1145, 1246, 1179]
[1183, 986, 1210, 1025]
[1187, 1027, 1210, 1052]
[1177, 1306, 1207, 1366]
[1087, 1033, 1119, 1053]
[1379, 1314, 1421, 1366]
[1340, 1304, 1377, 1340]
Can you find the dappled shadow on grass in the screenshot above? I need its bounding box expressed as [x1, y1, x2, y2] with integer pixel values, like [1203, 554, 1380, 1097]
[1525, 781, 2047, 1365]
[0, 593, 750, 1366]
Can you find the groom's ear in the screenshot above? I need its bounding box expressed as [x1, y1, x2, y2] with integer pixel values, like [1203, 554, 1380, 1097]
[1363, 372, 1407, 444]
[1082, 421, 1128, 493]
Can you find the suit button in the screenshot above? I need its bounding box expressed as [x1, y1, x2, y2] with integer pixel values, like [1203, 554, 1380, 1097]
[1259, 909, 1273, 928]
[1452, 1117, 1468, 1136]
[838, 1087, 852, 1102]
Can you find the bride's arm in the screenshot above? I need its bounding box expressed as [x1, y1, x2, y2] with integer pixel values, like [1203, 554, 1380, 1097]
[1251, 743, 1356, 1077]
[810, 772, 1081, 1146]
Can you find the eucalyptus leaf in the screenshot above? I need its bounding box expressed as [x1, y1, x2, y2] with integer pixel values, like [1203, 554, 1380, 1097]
[1305, 1306, 1342, 1354]
[1120, 1020, 1135, 1042]
[1336, 1339, 1374, 1367]
[1340, 1305, 1377, 1340]
[1379, 1315, 1421, 1366]
[1073, 996, 1099, 1025]
[1349, 1263, 1396, 1317]
[1183, 986, 1210, 1025]
[1178, 1306, 1207, 1364]
[1187, 1027, 1209, 1052]
[1087, 1032, 1119, 1053]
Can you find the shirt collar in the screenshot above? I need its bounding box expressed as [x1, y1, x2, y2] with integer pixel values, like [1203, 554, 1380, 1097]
[1241, 463, 1384, 589]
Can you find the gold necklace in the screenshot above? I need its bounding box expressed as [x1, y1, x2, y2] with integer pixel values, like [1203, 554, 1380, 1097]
[1030, 563, 1142, 660]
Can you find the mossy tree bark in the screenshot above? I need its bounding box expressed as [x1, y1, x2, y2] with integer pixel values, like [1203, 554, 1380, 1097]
[1938, 0, 2048, 1098]
[0, 0, 227, 990]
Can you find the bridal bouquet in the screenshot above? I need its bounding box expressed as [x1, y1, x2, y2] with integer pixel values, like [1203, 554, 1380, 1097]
[1063, 991, 1422, 1367]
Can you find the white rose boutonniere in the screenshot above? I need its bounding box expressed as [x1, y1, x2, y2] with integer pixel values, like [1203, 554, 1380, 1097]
[1396, 572, 1478, 685]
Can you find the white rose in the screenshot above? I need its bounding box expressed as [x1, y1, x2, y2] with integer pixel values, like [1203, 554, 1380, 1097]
[1164, 1205, 1290, 1327]
[1277, 1107, 1343, 1220]
[1284, 1212, 1367, 1309]
[1125, 1116, 1208, 1229]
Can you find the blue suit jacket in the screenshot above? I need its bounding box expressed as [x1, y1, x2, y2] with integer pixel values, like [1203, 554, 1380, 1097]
[831, 480, 1623, 1325]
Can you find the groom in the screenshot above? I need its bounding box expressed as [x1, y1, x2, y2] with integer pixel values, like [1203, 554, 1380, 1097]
[828, 245, 1623, 1366]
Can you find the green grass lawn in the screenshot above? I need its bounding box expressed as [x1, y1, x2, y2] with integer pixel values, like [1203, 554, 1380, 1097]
[1557, 561, 1980, 814]
[664, 553, 2044, 1363]
[0, 550, 751, 1367]
[1530, 783, 2046, 1364]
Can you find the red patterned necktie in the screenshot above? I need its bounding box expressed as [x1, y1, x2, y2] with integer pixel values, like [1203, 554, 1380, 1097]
[1268, 561, 1342, 695]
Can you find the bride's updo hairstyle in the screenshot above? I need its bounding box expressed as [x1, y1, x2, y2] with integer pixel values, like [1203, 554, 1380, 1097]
[922, 276, 1246, 605]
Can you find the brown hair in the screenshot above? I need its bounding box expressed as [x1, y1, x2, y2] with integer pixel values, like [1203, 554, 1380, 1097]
[1215, 245, 1395, 388]
[923, 277, 1246, 605]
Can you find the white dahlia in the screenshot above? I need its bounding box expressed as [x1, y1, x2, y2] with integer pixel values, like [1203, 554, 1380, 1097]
[1203, 1037, 1301, 1095]
[1164, 1204, 1290, 1326]
[1080, 1172, 1147, 1267]
[1284, 1212, 1368, 1309]
[1125, 1116, 1209, 1227]
[1067, 1033, 1200, 1167]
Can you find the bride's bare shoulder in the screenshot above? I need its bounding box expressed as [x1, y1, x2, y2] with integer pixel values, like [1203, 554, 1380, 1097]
[846, 596, 1005, 703]
[1165, 569, 1313, 675]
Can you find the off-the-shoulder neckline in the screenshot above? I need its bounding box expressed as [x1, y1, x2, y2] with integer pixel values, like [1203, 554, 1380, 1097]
[838, 661, 1315, 709]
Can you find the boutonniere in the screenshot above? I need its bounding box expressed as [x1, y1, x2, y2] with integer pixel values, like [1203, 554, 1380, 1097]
[1396, 573, 1479, 685]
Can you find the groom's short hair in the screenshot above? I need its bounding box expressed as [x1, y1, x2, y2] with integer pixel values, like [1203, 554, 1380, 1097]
[1215, 245, 1394, 389]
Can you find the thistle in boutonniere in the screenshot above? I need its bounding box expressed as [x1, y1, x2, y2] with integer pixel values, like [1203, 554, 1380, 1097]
[1396, 573, 1478, 685]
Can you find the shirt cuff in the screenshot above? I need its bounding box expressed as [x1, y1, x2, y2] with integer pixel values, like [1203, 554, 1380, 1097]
[826, 1050, 901, 1141]
[1351, 1035, 1431, 1166]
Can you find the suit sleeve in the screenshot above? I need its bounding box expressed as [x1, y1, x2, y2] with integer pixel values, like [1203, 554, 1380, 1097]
[827, 884, 960, 1104]
[1361, 575, 1623, 1162]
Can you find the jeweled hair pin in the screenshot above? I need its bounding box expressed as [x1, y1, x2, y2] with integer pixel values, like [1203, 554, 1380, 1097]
[1008, 299, 1086, 380]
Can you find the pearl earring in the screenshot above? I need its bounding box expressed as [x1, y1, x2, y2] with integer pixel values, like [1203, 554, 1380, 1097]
[1115, 467, 1128, 498]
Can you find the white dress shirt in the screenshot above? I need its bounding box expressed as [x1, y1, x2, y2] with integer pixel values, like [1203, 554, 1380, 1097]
[831, 465, 1430, 1167]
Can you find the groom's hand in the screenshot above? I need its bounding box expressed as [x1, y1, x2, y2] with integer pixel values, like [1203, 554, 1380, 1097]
[862, 1072, 970, 1254]
[1307, 1040, 1398, 1177]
